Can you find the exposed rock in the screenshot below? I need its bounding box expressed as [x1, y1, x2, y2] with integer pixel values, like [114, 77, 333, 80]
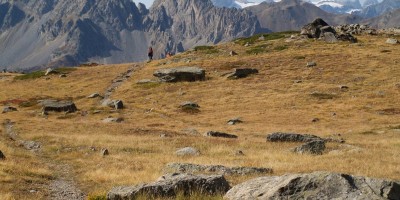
[164, 163, 272, 176]
[19, 140, 41, 151]
[266, 132, 323, 142]
[335, 24, 377, 35]
[113, 100, 124, 110]
[323, 32, 338, 43]
[301, 18, 357, 43]
[45, 68, 56, 76]
[40, 100, 77, 113]
[87, 93, 101, 98]
[226, 68, 258, 79]
[59, 74, 67, 78]
[107, 173, 230, 199]
[311, 118, 320, 123]
[2, 106, 18, 113]
[205, 131, 238, 139]
[153, 67, 206, 82]
[234, 150, 245, 156]
[306, 61, 317, 67]
[0, 150, 5, 160]
[227, 117, 243, 125]
[175, 147, 200, 156]
[386, 38, 399, 44]
[101, 148, 109, 156]
[102, 117, 124, 123]
[179, 101, 200, 113]
[224, 171, 400, 200]
[292, 140, 326, 155]
[229, 51, 238, 56]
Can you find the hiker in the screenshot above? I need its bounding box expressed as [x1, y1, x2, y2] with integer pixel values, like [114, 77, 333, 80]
[148, 47, 153, 61]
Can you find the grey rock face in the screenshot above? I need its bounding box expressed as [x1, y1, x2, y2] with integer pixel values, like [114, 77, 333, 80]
[40, 100, 77, 113]
[175, 147, 200, 156]
[0, 150, 5, 160]
[0, 0, 259, 72]
[154, 67, 206, 82]
[323, 32, 338, 43]
[107, 173, 231, 199]
[267, 132, 323, 142]
[226, 68, 258, 79]
[164, 163, 273, 175]
[2, 106, 17, 113]
[224, 171, 400, 200]
[206, 131, 238, 139]
[292, 140, 326, 155]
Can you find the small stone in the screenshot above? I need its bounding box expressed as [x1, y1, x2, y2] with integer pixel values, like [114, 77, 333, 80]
[227, 118, 243, 125]
[59, 74, 67, 78]
[113, 100, 124, 110]
[386, 38, 398, 44]
[244, 42, 250, 47]
[312, 118, 320, 123]
[230, 51, 238, 56]
[102, 117, 124, 123]
[87, 93, 101, 98]
[234, 150, 245, 156]
[29, 190, 36, 193]
[2, 106, 17, 113]
[45, 68, 55, 76]
[0, 150, 5, 160]
[294, 80, 302, 83]
[307, 62, 317, 67]
[101, 148, 109, 156]
[179, 101, 200, 109]
[340, 85, 349, 90]
[175, 147, 200, 156]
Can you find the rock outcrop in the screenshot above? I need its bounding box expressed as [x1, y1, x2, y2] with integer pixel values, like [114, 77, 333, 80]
[291, 140, 326, 155]
[164, 163, 273, 175]
[107, 173, 230, 199]
[226, 68, 258, 79]
[301, 18, 357, 43]
[224, 171, 400, 200]
[154, 67, 206, 82]
[266, 132, 323, 142]
[205, 131, 238, 139]
[40, 100, 77, 113]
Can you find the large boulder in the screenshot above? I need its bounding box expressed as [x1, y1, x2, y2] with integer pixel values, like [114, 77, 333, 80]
[153, 66, 206, 82]
[301, 18, 357, 43]
[40, 100, 77, 113]
[224, 171, 400, 200]
[291, 140, 326, 155]
[266, 132, 323, 142]
[300, 18, 330, 38]
[107, 173, 230, 200]
[164, 163, 272, 175]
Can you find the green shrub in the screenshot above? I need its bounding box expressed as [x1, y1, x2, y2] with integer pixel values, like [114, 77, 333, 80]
[235, 31, 299, 46]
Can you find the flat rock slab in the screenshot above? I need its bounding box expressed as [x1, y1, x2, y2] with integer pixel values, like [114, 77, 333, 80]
[266, 132, 322, 142]
[225, 171, 400, 200]
[206, 131, 238, 139]
[292, 140, 326, 155]
[386, 38, 398, 44]
[164, 163, 273, 175]
[19, 140, 41, 151]
[40, 100, 77, 113]
[153, 66, 205, 82]
[107, 173, 230, 199]
[175, 147, 200, 156]
[226, 68, 258, 79]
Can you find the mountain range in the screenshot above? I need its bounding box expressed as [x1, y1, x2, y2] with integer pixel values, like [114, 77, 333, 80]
[0, 0, 399, 71]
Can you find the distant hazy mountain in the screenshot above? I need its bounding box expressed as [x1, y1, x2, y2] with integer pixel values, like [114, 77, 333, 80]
[357, 0, 400, 18]
[0, 0, 259, 71]
[364, 7, 400, 27]
[246, 0, 361, 32]
[211, 0, 267, 8]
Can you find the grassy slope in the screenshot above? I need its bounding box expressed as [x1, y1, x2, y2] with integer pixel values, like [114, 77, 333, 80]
[1, 33, 400, 199]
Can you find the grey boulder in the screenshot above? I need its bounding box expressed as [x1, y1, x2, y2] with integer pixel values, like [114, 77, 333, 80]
[266, 132, 323, 142]
[226, 68, 258, 79]
[40, 100, 77, 113]
[107, 173, 230, 199]
[153, 66, 206, 82]
[205, 131, 238, 139]
[224, 171, 400, 200]
[386, 38, 399, 44]
[292, 140, 326, 155]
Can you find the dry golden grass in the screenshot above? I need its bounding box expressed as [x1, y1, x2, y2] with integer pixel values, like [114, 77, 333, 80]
[1, 34, 400, 198]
